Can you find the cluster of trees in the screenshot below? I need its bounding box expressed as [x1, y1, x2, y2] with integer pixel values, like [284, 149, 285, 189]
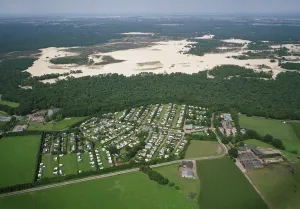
[209, 65, 272, 79]
[280, 62, 300, 70]
[139, 165, 169, 185]
[1, 58, 300, 122]
[247, 41, 271, 50]
[0, 116, 17, 132]
[50, 56, 89, 65]
[245, 130, 285, 150]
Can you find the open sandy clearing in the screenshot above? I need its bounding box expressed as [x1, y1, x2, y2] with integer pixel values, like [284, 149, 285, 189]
[25, 39, 297, 83]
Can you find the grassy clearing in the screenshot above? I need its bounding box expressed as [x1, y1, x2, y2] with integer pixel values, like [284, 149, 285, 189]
[240, 116, 300, 153]
[0, 110, 8, 116]
[247, 162, 300, 209]
[185, 140, 219, 159]
[0, 135, 40, 187]
[0, 100, 20, 107]
[28, 117, 86, 131]
[197, 157, 268, 209]
[240, 115, 298, 141]
[290, 122, 300, 140]
[0, 172, 198, 209]
[155, 164, 199, 201]
[28, 123, 54, 131]
[52, 117, 86, 130]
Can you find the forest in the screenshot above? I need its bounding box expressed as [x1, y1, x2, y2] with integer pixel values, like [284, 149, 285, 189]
[1, 57, 300, 121]
[208, 65, 272, 79]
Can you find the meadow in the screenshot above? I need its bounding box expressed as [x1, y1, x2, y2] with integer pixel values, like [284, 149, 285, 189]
[239, 115, 298, 141]
[0, 172, 198, 209]
[185, 140, 219, 159]
[0, 111, 8, 116]
[246, 159, 300, 209]
[197, 157, 268, 209]
[28, 117, 86, 131]
[0, 135, 41, 187]
[0, 100, 20, 108]
[240, 115, 300, 153]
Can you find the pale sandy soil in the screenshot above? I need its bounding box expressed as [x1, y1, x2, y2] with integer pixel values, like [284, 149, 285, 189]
[25, 39, 298, 84]
[121, 32, 155, 35]
[222, 38, 251, 44]
[194, 34, 215, 39]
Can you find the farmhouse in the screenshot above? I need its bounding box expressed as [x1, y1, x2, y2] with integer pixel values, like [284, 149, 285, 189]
[181, 170, 194, 178]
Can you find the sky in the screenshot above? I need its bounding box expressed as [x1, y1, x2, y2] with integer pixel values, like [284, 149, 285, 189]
[0, 0, 300, 16]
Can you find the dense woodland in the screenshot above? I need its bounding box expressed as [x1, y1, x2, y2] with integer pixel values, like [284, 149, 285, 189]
[1, 57, 300, 121]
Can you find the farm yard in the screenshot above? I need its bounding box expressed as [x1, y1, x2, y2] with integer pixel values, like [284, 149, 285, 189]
[197, 157, 268, 209]
[0, 171, 198, 209]
[0, 135, 41, 187]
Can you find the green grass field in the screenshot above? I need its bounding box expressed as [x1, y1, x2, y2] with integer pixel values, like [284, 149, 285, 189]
[247, 162, 300, 209]
[240, 115, 298, 141]
[28, 117, 86, 131]
[240, 115, 300, 153]
[0, 100, 20, 107]
[0, 172, 198, 209]
[155, 164, 199, 203]
[0, 135, 41, 187]
[185, 140, 219, 159]
[197, 157, 268, 209]
[0, 110, 8, 116]
[290, 122, 300, 140]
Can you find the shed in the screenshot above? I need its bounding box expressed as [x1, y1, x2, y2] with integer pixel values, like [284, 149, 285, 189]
[181, 170, 194, 178]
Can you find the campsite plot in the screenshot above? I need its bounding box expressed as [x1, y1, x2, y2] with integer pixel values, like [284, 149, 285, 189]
[197, 157, 268, 209]
[41, 155, 59, 178]
[0, 135, 41, 187]
[0, 172, 198, 209]
[59, 154, 78, 175]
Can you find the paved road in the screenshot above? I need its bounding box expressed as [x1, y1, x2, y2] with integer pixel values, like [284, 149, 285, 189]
[1, 116, 227, 199]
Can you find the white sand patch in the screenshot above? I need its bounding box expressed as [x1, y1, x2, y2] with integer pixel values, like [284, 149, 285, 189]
[194, 34, 215, 40]
[121, 32, 155, 35]
[26, 39, 298, 82]
[25, 47, 80, 76]
[222, 39, 251, 44]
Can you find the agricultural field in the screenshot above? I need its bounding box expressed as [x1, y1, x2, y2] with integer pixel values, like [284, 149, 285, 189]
[246, 161, 300, 209]
[0, 172, 198, 209]
[28, 117, 86, 131]
[184, 140, 220, 159]
[0, 135, 41, 187]
[239, 115, 298, 141]
[197, 157, 268, 209]
[240, 115, 300, 153]
[0, 100, 20, 107]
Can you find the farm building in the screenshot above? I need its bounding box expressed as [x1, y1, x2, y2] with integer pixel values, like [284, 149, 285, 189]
[181, 170, 194, 178]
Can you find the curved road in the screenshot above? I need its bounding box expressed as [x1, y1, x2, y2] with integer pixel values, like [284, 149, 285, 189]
[1, 118, 227, 198]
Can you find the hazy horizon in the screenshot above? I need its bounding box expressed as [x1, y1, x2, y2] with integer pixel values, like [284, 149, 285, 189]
[1, 0, 300, 16]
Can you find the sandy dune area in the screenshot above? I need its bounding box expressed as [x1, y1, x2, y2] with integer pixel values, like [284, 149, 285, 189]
[25, 39, 294, 84]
